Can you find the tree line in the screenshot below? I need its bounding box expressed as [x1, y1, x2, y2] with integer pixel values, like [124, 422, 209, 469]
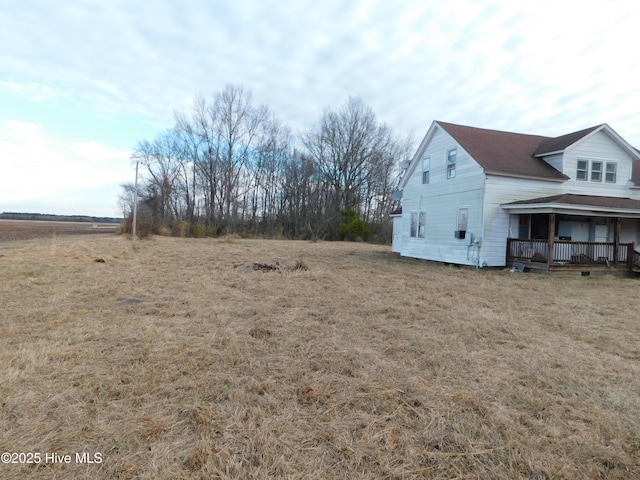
[120, 85, 411, 242]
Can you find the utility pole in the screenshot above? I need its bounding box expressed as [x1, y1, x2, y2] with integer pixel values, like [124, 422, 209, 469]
[132, 160, 139, 239]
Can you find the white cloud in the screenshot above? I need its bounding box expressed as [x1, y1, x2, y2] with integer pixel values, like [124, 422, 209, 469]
[0, 120, 131, 215]
[1, 0, 639, 215]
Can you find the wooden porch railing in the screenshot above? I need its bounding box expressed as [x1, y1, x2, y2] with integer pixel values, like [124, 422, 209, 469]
[506, 238, 633, 266]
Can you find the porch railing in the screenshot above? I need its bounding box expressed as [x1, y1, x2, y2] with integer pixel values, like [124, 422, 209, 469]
[506, 238, 633, 266]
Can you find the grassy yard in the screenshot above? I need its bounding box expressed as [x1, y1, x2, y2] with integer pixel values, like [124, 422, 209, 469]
[1, 234, 639, 479]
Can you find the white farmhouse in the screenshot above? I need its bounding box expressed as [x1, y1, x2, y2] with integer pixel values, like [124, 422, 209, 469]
[393, 121, 640, 272]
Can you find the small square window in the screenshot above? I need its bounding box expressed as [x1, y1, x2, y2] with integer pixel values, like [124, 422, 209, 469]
[591, 161, 602, 182]
[605, 163, 616, 183]
[576, 160, 588, 181]
[447, 149, 456, 179]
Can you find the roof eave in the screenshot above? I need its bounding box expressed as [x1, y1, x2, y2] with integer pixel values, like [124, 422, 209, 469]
[501, 202, 640, 218]
[533, 150, 564, 158]
[399, 120, 441, 189]
[485, 171, 568, 182]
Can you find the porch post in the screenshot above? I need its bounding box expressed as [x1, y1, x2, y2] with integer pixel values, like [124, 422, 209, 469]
[547, 213, 556, 266]
[613, 217, 620, 265]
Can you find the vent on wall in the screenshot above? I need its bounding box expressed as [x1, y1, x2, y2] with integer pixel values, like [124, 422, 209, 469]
[454, 230, 466, 239]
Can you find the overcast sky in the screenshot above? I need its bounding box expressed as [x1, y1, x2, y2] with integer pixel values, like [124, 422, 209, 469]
[1, 0, 638, 217]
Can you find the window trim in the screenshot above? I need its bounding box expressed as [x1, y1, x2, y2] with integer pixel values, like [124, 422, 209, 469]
[457, 207, 468, 239]
[605, 162, 617, 183]
[422, 156, 430, 184]
[591, 161, 603, 182]
[410, 211, 426, 239]
[576, 160, 588, 181]
[577, 159, 618, 183]
[446, 149, 457, 179]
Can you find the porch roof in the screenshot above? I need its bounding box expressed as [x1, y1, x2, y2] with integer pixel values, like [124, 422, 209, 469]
[501, 194, 640, 218]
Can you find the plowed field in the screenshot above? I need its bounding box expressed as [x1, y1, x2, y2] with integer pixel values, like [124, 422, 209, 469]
[0, 220, 118, 241]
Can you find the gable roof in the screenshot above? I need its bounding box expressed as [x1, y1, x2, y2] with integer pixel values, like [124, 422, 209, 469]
[402, 121, 640, 188]
[533, 125, 602, 156]
[436, 121, 569, 181]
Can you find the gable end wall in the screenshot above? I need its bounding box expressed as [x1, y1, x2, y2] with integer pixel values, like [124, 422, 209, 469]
[400, 127, 486, 265]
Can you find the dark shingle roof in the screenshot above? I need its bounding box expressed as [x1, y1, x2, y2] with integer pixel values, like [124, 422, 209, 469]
[437, 122, 569, 181]
[504, 194, 640, 211]
[533, 125, 603, 156]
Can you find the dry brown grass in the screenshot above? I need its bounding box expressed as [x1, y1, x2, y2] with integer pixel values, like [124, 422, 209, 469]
[1, 234, 639, 479]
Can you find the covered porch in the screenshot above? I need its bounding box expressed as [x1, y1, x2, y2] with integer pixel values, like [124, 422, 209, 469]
[502, 194, 640, 273]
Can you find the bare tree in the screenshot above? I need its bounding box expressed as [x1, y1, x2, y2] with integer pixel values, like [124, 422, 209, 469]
[122, 88, 406, 242]
[117, 182, 136, 218]
[302, 97, 406, 239]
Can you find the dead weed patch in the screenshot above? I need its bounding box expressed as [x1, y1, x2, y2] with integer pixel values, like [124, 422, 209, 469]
[0, 235, 639, 479]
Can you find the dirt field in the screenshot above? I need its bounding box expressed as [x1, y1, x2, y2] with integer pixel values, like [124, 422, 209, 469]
[0, 220, 118, 241]
[1, 234, 639, 479]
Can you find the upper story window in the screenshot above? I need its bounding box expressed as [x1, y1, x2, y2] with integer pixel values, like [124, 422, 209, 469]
[576, 160, 588, 181]
[605, 163, 617, 183]
[577, 159, 617, 183]
[422, 156, 430, 184]
[591, 161, 603, 182]
[447, 149, 457, 179]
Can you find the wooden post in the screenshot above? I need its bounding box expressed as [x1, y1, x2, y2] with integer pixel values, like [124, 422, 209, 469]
[613, 217, 620, 265]
[132, 160, 139, 239]
[547, 213, 556, 266]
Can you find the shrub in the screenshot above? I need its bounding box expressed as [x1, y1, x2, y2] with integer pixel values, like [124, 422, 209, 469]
[189, 224, 207, 238]
[338, 207, 371, 241]
[171, 220, 189, 237]
[121, 214, 155, 238]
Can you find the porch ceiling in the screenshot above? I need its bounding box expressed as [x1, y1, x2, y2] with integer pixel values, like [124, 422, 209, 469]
[501, 194, 640, 218]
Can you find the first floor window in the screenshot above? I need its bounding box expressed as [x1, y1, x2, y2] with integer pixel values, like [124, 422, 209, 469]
[457, 207, 468, 237]
[410, 212, 426, 238]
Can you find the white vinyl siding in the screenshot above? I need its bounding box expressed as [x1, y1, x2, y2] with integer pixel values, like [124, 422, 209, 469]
[400, 127, 485, 265]
[563, 130, 638, 197]
[483, 175, 561, 265]
[391, 215, 402, 253]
